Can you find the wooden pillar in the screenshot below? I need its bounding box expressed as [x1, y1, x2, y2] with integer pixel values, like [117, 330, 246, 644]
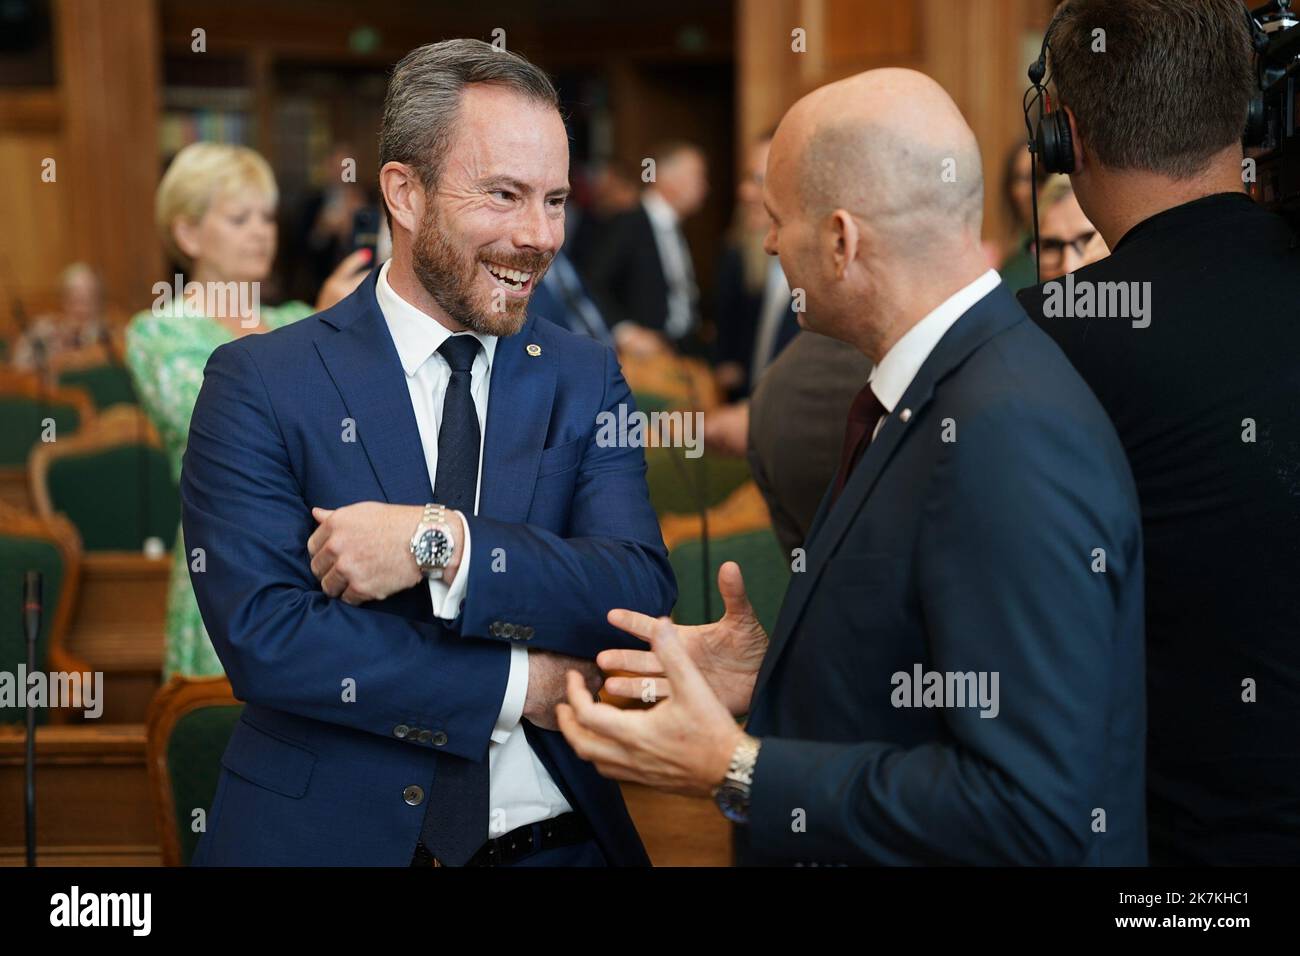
[55, 0, 164, 321]
[735, 0, 1048, 244]
[735, 0, 802, 179]
[923, 0, 1046, 247]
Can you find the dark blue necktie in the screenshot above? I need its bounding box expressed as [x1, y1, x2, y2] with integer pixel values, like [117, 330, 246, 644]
[417, 332, 488, 865]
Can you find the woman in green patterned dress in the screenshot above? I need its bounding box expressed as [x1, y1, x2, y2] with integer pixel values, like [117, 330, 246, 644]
[127, 142, 368, 679]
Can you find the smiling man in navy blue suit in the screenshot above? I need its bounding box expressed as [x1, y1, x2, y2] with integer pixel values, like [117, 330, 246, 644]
[559, 68, 1147, 866]
[181, 39, 674, 866]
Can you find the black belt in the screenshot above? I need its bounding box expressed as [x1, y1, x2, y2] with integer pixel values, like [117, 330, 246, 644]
[410, 812, 593, 867]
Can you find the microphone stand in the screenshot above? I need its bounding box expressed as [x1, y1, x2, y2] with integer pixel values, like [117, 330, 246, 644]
[23, 571, 42, 867]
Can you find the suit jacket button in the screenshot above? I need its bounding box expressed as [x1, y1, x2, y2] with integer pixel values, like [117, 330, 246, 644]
[491, 621, 503, 637]
[431, 731, 448, 747]
[503, 623, 517, 638]
[394, 724, 411, 739]
[417, 729, 432, 744]
[521, 626, 535, 639]
[403, 785, 425, 806]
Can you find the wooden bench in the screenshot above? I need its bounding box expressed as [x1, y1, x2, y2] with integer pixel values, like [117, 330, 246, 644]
[0, 723, 160, 866]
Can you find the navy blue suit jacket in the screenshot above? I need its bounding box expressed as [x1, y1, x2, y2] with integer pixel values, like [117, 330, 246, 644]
[182, 269, 675, 866]
[737, 283, 1148, 865]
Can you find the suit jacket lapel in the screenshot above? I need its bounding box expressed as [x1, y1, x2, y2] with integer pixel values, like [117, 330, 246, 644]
[314, 270, 433, 506]
[478, 315, 556, 524]
[751, 284, 1027, 706]
[315, 273, 560, 524]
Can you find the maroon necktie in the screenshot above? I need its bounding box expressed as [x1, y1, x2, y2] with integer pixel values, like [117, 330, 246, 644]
[832, 382, 887, 502]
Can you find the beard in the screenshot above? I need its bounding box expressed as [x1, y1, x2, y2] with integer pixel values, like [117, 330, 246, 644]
[411, 202, 551, 338]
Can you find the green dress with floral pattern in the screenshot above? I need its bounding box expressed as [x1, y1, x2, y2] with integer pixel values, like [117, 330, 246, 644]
[125, 301, 313, 679]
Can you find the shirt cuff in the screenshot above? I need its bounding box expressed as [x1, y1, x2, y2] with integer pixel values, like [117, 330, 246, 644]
[427, 509, 471, 620]
[491, 644, 529, 744]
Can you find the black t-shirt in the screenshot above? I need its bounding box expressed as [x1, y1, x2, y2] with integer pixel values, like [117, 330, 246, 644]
[1019, 192, 1300, 864]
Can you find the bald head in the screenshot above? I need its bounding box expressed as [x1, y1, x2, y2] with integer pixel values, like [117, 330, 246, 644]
[774, 69, 984, 250]
[761, 69, 992, 359]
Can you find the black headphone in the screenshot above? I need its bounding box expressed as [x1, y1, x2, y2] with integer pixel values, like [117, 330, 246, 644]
[1020, 1, 1269, 282]
[1026, 2, 1273, 170]
[1024, 5, 1073, 176]
[1242, 3, 1272, 148]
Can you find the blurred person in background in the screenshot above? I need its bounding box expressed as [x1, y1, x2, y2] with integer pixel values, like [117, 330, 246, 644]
[746, 330, 873, 551]
[998, 142, 1049, 291]
[298, 142, 378, 291]
[712, 130, 800, 401]
[125, 141, 369, 679]
[566, 158, 639, 272]
[1035, 175, 1109, 282]
[11, 262, 111, 371]
[702, 131, 803, 457]
[531, 249, 613, 346]
[583, 140, 708, 356]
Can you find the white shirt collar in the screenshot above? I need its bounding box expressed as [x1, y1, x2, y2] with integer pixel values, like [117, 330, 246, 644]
[869, 269, 1001, 413]
[641, 190, 679, 230]
[375, 258, 497, 377]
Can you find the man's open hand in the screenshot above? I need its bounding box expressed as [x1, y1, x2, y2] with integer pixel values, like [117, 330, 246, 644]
[598, 561, 767, 716]
[558, 618, 744, 796]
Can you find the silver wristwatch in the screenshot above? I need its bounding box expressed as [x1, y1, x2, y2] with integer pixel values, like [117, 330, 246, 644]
[409, 503, 455, 580]
[712, 733, 761, 824]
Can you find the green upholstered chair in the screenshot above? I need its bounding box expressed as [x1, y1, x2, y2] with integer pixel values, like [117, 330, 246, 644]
[0, 371, 94, 468]
[631, 391, 676, 415]
[0, 504, 87, 726]
[0, 372, 95, 512]
[30, 405, 179, 552]
[644, 445, 753, 517]
[57, 364, 138, 410]
[146, 676, 243, 866]
[670, 527, 789, 637]
[661, 482, 790, 636]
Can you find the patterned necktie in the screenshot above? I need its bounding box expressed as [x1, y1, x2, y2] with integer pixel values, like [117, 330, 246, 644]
[831, 382, 886, 503]
[417, 332, 487, 865]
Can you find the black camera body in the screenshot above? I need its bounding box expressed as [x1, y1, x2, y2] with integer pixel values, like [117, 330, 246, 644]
[1246, 3, 1300, 226]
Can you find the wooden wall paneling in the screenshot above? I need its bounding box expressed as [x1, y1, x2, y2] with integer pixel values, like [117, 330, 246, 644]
[55, 0, 164, 327]
[921, 0, 1044, 247]
[0, 130, 70, 336]
[737, 0, 1045, 243]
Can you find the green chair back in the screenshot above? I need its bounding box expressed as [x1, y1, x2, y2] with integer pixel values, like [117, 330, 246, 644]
[670, 527, 790, 636]
[645, 445, 753, 517]
[167, 704, 243, 865]
[46, 444, 179, 551]
[631, 391, 676, 414]
[0, 397, 83, 467]
[0, 534, 67, 726]
[58, 364, 138, 410]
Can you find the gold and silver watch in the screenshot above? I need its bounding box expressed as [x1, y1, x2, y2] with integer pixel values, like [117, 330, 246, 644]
[409, 503, 455, 581]
[713, 733, 761, 824]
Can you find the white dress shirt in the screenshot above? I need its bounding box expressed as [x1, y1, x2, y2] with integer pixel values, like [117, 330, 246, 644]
[641, 190, 699, 340]
[749, 259, 792, 387]
[868, 269, 1002, 438]
[374, 259, 573, 839]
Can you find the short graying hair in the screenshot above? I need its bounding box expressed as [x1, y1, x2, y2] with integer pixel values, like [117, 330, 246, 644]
[379, 39, 559, 220]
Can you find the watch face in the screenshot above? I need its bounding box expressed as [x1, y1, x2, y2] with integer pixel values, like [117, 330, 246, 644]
[414, 527, 452, 570]
[715, 784, 750, 824]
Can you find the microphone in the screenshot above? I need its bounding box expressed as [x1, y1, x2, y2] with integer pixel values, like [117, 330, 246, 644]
[23, 571, 42, 867]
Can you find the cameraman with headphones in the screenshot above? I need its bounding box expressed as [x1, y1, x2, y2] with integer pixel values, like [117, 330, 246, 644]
[1020, 0, 1300, 865]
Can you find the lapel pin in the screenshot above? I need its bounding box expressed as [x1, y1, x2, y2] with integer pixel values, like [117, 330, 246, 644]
[899, 408, 913, 423]
[525, 343, 542, 357]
